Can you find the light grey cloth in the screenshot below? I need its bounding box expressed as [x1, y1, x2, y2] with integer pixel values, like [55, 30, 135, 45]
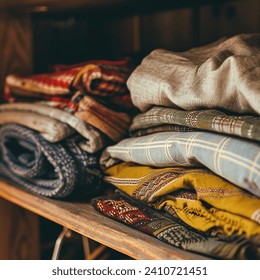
[127, 33, 260, 115]
[0, 110, 74, 142]
[101, 131, 260, 197]
[0, 103, 110, 153]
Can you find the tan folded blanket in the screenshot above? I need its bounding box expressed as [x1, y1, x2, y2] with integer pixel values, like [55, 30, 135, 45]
[0, 110, 74, 142]
[0, 103, 110, 153]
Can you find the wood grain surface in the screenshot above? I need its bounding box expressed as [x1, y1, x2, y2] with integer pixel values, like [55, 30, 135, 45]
[0, 197, 40, 259]
[0, 180, 209, 260]
[0, 12, 32, 100]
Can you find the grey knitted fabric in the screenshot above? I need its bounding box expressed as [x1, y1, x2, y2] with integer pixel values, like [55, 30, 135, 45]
[0, 124, 103, 199]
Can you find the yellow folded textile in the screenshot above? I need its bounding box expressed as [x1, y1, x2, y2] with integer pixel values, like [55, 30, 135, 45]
[104, 162, 260, 237]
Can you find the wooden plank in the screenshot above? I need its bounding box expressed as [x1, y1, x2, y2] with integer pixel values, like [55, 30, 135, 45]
[0, 180, 209, 260]
[199, 0, 260, 45]
[0, 198, 40, 259]
[0, 11, 37, 260]
[0, 0, 238, 14]
[0, 12, 32, 100]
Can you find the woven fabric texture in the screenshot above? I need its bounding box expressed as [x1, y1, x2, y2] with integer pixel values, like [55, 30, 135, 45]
[101, 131, 260, 197]
[92, 192, 260, 259]
[127, 33, 260, 115]
[0, 124, 103, 198]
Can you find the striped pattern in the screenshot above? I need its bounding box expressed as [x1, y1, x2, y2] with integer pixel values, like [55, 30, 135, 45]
[92, 192, 260, 260]
[130, 106, 260, 141]
[74, 94, 131, 142]
[103, 162, 260, 236]
[4, 57, 132, 103]
[101, 131, 260, 197]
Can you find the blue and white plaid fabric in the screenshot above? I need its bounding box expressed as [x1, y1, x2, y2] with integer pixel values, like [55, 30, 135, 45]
[101, 131, 260, 197]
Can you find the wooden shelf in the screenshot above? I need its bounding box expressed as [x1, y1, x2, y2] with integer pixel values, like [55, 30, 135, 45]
[0, 179, 209, 260]
[0, 0, 238, 14]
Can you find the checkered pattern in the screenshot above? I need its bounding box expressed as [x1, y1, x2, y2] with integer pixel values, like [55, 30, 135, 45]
[101, 131, 260, 197]
[130, 106, 260, 141]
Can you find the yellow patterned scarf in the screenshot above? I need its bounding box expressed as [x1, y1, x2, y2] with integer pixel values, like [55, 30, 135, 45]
[104, 162, 260, 237]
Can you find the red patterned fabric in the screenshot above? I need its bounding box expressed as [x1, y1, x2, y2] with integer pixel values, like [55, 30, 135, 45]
[4, 58, 138, 143]
[4, 57, 133, 110]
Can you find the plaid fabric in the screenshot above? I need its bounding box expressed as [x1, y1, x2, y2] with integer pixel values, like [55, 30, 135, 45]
[130, 124, 194, 137]
[4, 58, 136, 144]
[127, 33, 260, 115]
[4, 58, 134, 109]
[130, 106, 260, 142]
[92, 192, 260, 259]
[0, 110, 74, 142]
[0, 103, 110, 153]
[101, 131, 260, 197]
[0, 124, 103, 198]
[104, 162, 260, 237]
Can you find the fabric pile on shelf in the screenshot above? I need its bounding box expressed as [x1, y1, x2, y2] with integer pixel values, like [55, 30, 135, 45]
[93, 33, 260, 259]
[0, 58, 136, 199]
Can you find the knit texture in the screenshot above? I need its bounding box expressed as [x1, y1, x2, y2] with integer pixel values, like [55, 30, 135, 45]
[0, 124, 103, 198]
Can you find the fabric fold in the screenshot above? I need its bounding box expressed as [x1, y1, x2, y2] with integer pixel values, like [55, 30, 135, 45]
[0, 110, 74, 142]
[100, 131, 260, 197]
[5, 58, 132, 100]
[130, 124, 194, 137]
[127, 33, 260, 115]
[0, 124, 103, 198]
[0, 103, 110, 153]
[104, 162, 260, 237]
[3, 57, 137, 148]
[91, 192, 260, 259]
[130, 106, 260, 142]
[68, 93, 132, 142]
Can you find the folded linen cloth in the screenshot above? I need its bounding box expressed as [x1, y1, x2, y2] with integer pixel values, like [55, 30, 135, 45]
[0, 110, 74, 142]
[0, 124, 103, 198]
[104, 162, 260, 237]
[92, 192, 260, 259]
[127, 33, 260, 115]
[100, 131, 260, 197]
[0, 103, 110, 153]
[130, 106, 260, 142]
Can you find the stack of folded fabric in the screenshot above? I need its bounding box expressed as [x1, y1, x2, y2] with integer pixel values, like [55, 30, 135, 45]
[3, 57, 136, 152]
[94, 33, 260, 259]
[0, 58, 136, 199]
